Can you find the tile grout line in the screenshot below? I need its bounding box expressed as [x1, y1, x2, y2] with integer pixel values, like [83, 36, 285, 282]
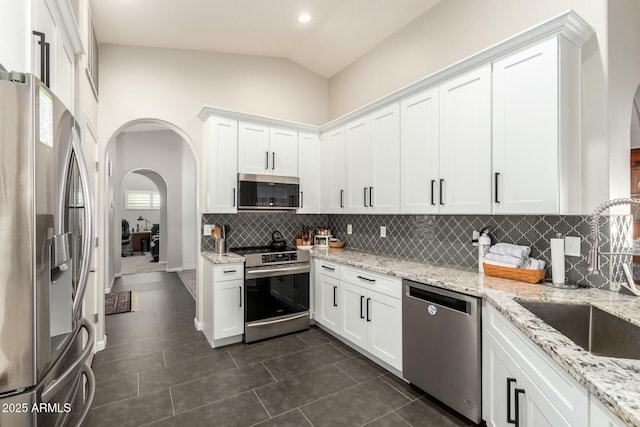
[299, 408, 315, 426]
[168, 387, 176, 416]
[228, 351, 240, 369]
[379, 375, 423, 402]
[252, 389, 272, 419]
[332, 362, 360, 384]
[292, 374, 380, 412]
[261, 361, 279, 383]
[393, 408, 415, 426]
[162, 349, 167, 367]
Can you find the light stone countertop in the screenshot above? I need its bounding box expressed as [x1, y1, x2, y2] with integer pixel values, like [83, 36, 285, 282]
[201, 251, 245, 264]
[310, 247, 640, 427]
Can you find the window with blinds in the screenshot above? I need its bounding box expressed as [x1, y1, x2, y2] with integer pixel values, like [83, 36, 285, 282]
[126, 191, 160, 209]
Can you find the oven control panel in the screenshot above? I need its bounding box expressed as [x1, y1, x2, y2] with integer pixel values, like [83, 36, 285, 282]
[262, 252, 298, 264]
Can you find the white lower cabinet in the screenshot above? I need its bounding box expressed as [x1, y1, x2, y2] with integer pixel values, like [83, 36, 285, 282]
[589, 396, 627, 427]
[483, 302, 589, 427]
[339, 267, 403, 371]
[313, 260, 340, 334]
[202, 259, 244, 348]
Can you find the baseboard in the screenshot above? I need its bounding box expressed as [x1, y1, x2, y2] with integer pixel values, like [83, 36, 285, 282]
[95, 335, 107, 352]
[166, 267, 183, 272]
[194, 318, 203, 331]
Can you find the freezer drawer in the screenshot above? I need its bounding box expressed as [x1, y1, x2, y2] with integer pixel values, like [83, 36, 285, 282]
[402, 280, 481, 424]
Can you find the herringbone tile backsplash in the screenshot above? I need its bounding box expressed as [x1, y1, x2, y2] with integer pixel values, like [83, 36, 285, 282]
[202, 212, 631, 289]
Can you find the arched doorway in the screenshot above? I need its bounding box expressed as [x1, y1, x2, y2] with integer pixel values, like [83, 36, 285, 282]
[103, 119, 198, 291]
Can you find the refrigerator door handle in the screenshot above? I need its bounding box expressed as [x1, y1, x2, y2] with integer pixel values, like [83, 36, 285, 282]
[70, 130, 95, 320]
[41, 318, 94, 403]
[75, 361, 96, 426]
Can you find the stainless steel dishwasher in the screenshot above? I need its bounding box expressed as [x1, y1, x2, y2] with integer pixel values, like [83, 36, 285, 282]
[402, 279, 481, 424]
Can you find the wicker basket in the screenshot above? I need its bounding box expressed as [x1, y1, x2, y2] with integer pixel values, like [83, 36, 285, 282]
[483, 263, 547, 284]
[329, 240, 345, 248]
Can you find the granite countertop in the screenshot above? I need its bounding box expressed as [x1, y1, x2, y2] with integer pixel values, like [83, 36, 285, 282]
[201, 251, 245, 264]
[310, 247, 640, 427]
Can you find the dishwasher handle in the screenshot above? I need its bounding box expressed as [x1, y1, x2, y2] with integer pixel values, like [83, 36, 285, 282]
[407, 284, 472, 315]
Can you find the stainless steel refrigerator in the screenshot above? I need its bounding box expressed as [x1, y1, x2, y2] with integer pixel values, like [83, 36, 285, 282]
[0, 72, 95, 426]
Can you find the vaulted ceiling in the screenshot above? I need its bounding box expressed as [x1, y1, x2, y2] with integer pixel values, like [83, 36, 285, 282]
[89, 0, 441, 78]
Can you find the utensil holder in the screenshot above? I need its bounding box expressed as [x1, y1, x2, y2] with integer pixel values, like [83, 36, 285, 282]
[214, 238, 226, 254]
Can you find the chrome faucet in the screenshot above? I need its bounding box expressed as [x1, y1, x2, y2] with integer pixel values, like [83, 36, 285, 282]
[587, 198, 640, 296]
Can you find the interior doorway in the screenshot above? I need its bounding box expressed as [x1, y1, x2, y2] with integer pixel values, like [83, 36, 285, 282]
[629, 85, 640, 282]
[120, 169, 167, 275]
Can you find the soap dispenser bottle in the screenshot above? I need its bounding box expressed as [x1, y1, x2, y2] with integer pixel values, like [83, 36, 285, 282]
[478, 228, 491, 273]
[551, 232, 565, 285]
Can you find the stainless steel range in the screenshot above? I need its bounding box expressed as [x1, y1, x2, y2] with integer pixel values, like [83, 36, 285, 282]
[230, 245, 310, 343]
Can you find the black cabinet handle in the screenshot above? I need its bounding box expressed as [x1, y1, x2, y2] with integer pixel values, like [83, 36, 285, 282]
[322, 265, 335, 271]
[439, 179, 445, 205]
[272, 152, 275, 170]
[340, 189, 344, 208]
[357, 275, 375, 283]
[32, 31, 50, 87]
[232, 188, 236, 207]
[265, 151, 269, 169]
[333, 286, 338, 307]
[360, 295, 365, 319]
[507, 378, 516, 424]
[239, 286, 242, 307]
[364, 187, 368, 207]
[514, 388, 525, 427]
[223, 269, 237, 274]
[300, 191, 303, 208]
[431, 180, 436, 206]
[366, 298, 371, 321]
[369, 187, 373, 207]
[495, 172, 501, 203]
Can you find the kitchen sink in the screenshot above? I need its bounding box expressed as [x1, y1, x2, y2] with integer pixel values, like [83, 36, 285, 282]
[516, 300, 640, 360]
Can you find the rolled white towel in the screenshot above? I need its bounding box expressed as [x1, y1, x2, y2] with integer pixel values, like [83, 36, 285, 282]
[523, 258, 547, 270]
[489, 243, 531, 259]
[483, 259, 521, 269]
[484, 252, 527, 268]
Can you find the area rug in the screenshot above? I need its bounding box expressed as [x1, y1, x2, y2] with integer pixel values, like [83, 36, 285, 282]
[105, 291, 139, 315]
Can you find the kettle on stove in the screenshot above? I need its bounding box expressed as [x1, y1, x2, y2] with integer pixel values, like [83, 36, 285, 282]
[270, 230, 287, 250]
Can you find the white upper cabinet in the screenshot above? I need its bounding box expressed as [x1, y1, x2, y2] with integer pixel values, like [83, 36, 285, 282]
[439, 65, 492, 214]
[345, 117, 371, 213]
[492, 36, 581, 214]
[369, 103, 401, 213]
[400, 87, 440, 214]
[298, 132, 320, 213]
[238, 122, 270, 175]
[203, 116, 238, 213]
[270, 127, 298, 177]
[345, 103, 400, 213]
[2, 0, 82, 111]
[321, 127, 347, 213]
[238, 122, 298, 177]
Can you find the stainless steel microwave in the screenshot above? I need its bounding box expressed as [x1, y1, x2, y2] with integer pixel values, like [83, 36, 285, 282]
[237, 173, 299, 210]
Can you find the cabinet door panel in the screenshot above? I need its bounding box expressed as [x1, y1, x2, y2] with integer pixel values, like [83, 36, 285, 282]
[213, 279, 243, 340]
[339, 282, 367, 348]
[238, 122, 270, 174]
[367, 291, 402, 370]
[345, 118, 370, 213]
[270, 127, 298, 177]
[482, 331, 520, 427]
[318, 275, 340, 334]
[439, 65, 491, 214]
[323, 128, 346, 213]
[401, 87, 440, 214]
[298, 132, 319, 213]
[492, 37, 559, 214]
[370, 103, 400, 213]
[205, 117, 238, 213]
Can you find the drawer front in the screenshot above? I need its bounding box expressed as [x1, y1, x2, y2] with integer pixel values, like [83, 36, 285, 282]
[214, 263, 244, 282]
[341, 266, 401, 299]
[315, 259, 340, 279]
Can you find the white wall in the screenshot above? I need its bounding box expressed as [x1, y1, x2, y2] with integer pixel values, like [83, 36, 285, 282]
[181, 143, 197, 270]
[121, 172, 160, 230]
[607, 0, 640, 205]
[111, 129, 196, 277]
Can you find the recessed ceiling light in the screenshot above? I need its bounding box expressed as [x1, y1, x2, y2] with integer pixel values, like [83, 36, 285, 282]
[298, 14, 311, 23]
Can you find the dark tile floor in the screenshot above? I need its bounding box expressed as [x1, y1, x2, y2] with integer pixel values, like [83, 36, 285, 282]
[86, 271, 473, 427]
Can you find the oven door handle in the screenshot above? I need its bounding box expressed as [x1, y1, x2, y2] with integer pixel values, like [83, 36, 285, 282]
[245, 264, 310, 279]
[246, 312, 309, 327]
